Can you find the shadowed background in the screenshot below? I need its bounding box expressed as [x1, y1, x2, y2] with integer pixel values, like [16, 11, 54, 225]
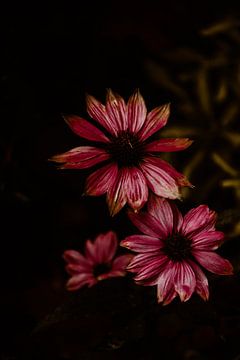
[1, 1, 240, 359]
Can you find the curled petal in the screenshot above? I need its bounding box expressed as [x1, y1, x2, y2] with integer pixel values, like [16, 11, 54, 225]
[85, 162, 118, 196]
[138, 103, 170, 141]
[145, 138, 193, 152]
[191, 231, 225, 251]
[174, 261, 196, 302]
[121, 235, 164, 253]
[127, 89, 147, 132]
[128, 211, 167, 238]
[51, 146, 110, 169]
[181, 205, 217, 236]
[86, 94, 117, 136]
[192, 250, 233, 275]
[64, 115, 110, 143]
[140, 157, 181, 200]
[106, 89, 127, 131]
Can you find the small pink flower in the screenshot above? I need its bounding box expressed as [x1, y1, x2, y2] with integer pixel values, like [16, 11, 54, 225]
[63, 231, 132, 291]
[121, 196, 233, 305]
[51, 89, 192, 215]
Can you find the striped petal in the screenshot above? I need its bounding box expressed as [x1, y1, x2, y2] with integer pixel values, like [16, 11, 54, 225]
[127, 89, 147, 132]
[106, 89, 127, 132]
[138, 103, 170, 141]
[188, 260, 209, 301]
[121, 235, 164, 253]
[174, 261, 196, 302]
[192, 250, 233, 275]
[191, 231, 224, 251]
[147, 195, 174, 236]
[85, 162, 118, 196]
[51, 146, 110, 169]
[125, 167, 148, 212]
[140, 157, 181, 199]
[128, 211, 166, 238]
[145, 138, 193, 152]
[181, 205, 217, 236]
[86, 94, 118, 136]
[64, 115, 110, 143]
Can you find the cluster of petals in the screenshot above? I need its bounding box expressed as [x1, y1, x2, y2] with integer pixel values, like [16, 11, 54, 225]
[63, 231, 132, 290]
[121, 196, 233, 305]
[51, 89, 193, 215]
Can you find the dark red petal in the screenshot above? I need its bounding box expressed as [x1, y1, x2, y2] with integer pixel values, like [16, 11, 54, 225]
[106, 89, 127, 132]
[192, 250, 233, 275]
[64, 115, 110, 142]
[85, 162, 118, 196]
[127, 89, 147, 133]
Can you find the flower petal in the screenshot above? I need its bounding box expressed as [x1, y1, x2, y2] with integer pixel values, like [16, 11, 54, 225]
[121, 235, 164, 253]
[192, 250, 233, 275]
[140, 157, 181, 199]
[191, 231, 225, 251]
[86, 94, 118, 136]
[106, 89, 127, 131]
[106, 168, 128, 216]
[66, 273, 96, 291]
[63, 250, 92, 269]
[125, 167, 148, 212]
[138, 103, 170, 141]
[94, 231, 118, 263]
[188, 260, 209, 301]
[134, 253, 169, 284]
[51, 146, 110, 169]
[85, 162, 118, 196]
[174, 261, 196, 302]
[64, 115, 110, 143]
[127, 89, 147, 133]
[181, 205, 217, 236]
[157, 260, 176, 304]
[126, 253, 160, 272]
[147, 195, 174, 236]
[145, 138, 193, 152]
[111, 254, 133, 271]
[128, 211, 167, 238]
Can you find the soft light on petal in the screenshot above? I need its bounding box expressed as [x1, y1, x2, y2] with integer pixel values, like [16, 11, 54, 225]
[138, 103, 170, 141]
[106, 89, 128, 131]
[111, 254, 133, 271]
[145, 138, 193, 152]
[181, 205, 217, 236]
[66, 273, 96, 291]
[191, 231, 224, 251]
[63, 250, 92, 269]
[174, 261, 196, 302]
[121, 235, 164, 253]
[106, 168, 128, 216]
[188, 260, 209, 301]
[125, 167, 148, 212]
[86, 94, 117, 136]
[94, 231, 118, 263]
[128, 210, 167, 238]
[140, 158, 181, 200]
[127, 89, 147, 133]
[85, 162, 118, 196]
[64, 115, 110, 143]
[147, 195, 174, 236]
[192, 250, 233, 275]
[157, 261, 176, 304]
[51, 146, 110, 169]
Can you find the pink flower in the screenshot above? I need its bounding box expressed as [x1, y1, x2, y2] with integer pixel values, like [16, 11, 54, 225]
[63, 231, 132, 291]
[121, 196, 233, 305]
[51, 89, 192, 215]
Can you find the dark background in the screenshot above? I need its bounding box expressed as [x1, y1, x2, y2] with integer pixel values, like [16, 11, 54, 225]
[1, 1, 240, 359]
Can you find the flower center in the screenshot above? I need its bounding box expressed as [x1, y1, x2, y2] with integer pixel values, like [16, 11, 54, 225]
[108, 131, 144, 167]
[93, 263, 111, 278]
[164, 233, 192, 261]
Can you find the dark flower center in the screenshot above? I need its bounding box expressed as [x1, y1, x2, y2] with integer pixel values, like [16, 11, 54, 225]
[108, 131, 144, 167]
[93, 263, 111, 278]
[164, 233, 192, 261]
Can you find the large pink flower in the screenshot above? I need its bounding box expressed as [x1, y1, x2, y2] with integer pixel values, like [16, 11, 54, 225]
[51, 89, 192, 215]
[63, 231, 132, 291]
[121, 196, 233, 305]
